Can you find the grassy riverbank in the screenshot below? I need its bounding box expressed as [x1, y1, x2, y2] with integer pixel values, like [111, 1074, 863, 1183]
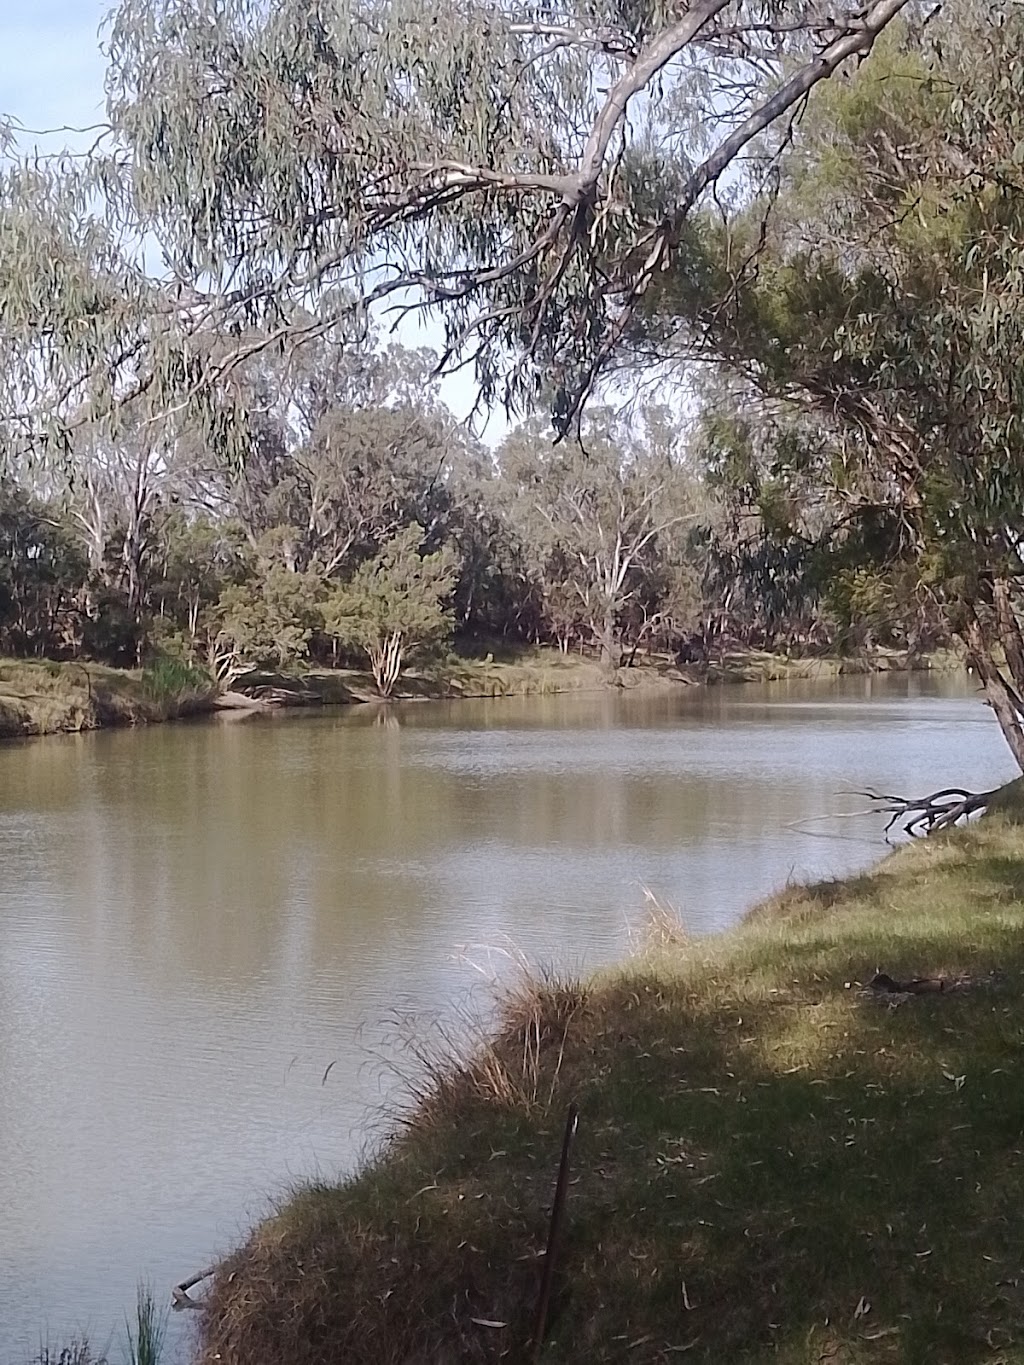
[0, 646, 959, 739]
[303, 643, 960, 703]
[199, 805, 1024, 1365]
[0, 658, 215, 739]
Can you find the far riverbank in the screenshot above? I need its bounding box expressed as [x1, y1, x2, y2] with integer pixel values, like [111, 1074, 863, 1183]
[0, 645, 961, 741]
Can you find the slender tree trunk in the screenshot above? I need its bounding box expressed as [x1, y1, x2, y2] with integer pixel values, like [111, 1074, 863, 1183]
[369, 632, 404, 697]
[993, 577, 1024, 695]
[598, 608, 619, 674]
[962, 611, 1024, 774]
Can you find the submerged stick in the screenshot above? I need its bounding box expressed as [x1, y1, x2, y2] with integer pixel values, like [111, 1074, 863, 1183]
[172, 1264, 216, 1310]
[529, 1102, 579, 1360]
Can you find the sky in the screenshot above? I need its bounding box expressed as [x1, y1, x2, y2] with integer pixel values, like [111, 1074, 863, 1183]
[1, 2, 108, 135]
[0, 0, 510, 442]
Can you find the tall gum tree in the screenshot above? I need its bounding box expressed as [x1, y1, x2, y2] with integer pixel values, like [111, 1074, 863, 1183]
[497, 407, 696, 669]
[0, 0, 913, 462]
[641, 3, 1024, 806]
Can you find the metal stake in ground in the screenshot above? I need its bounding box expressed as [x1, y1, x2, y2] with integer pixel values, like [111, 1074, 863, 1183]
[529, 1101, 580, 1361]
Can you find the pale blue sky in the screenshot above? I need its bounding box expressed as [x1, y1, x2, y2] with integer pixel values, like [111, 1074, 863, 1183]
[2, 1, 108, 138]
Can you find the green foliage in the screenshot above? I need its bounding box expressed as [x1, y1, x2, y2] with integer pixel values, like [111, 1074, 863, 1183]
[0, 0, 910, 457]
[640, 4, 1024, 749]
[496, 407, 701, 663]
[324, 526, 457, 696]
[211, 565, 324, 682]
[155, 515, 249, 632]
[140, 653, 211, 700]
[0, 482, 88, 657]
[124, 1283, 167, 1365]
[79, 590, 148, 668]
[0, 0, 923, 671]
[824, 568, 901, 647]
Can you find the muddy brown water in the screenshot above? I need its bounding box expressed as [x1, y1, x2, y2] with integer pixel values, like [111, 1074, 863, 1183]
[0, 671, 1012, 1360]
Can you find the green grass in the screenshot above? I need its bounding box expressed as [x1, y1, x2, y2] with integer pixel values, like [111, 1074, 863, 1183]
[0, 657, 215, 738]
[24, 1282, 167, 1365]
[123, 1284, 167, 1365]
[140, 654, 212, 704]
[200, 814, 1024, 1365]
[314, 642, 955, 703]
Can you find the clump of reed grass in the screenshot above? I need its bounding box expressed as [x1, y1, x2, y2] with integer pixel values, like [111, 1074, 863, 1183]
[384, 942, 589, 1128]
[140, 654, 212, 704]
[629, 882, 690, 952]
[123, 1284, 167, 1365]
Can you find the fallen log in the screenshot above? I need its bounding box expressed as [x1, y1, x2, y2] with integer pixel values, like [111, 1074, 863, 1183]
[854, 785, 996, 838]
[212, 690, 273, 712]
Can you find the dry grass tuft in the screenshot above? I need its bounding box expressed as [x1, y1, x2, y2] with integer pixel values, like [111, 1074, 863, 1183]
[384, 952, 590, 1130]
[630, 883, 690, 953]
[201, 956, 590, 1365]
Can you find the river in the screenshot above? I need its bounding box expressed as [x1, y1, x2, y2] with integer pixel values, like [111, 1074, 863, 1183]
[0, 671, 1014, 1361]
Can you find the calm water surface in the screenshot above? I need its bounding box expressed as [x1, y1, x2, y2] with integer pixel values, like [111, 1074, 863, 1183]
[0, 672, 1014, 1359]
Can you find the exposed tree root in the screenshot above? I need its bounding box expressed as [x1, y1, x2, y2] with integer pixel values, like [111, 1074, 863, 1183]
[860, 969, 1005, 1007]
[172, 1263, 216, 1310]
[855, 786, 997, 838]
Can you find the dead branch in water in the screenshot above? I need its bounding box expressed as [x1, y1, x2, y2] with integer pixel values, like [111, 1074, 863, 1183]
[172, 1263, 216, 1310]
[855, 786, 996, 839]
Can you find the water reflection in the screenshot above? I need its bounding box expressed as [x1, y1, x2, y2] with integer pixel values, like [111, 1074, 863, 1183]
[0, 672, 1013, 1359]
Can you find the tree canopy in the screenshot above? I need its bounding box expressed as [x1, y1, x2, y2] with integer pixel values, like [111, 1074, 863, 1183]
[0, 0, 913, 461]
[13, 0, 1024, 781]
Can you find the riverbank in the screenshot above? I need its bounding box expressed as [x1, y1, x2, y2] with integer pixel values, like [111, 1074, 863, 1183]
[0, 658, 215, 739]
[0, 646, 960, 739]
[314, 643, 961, 703]
[198, 803, 1024, 1364]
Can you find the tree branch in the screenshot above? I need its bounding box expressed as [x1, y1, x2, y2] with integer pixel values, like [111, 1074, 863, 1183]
[669, 0, 915, 227]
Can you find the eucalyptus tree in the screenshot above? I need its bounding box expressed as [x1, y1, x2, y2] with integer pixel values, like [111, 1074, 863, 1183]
[152, 513, 250, 646]
[0, 482, 85, 657]
[322, 526, 459, 696]
[177, 330, 468, 587]
[62, 417, 179, 625]
[642, 2, 1024, 794]
[0, 0, 912, 464]
[498, 406, 696, 668]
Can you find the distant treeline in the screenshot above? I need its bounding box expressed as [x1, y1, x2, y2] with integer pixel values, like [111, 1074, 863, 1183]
[0, 340, 946, 695]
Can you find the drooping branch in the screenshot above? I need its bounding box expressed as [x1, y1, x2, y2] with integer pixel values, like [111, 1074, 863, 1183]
[0, 0, 925, 466]
[551, 0, 915, 433]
